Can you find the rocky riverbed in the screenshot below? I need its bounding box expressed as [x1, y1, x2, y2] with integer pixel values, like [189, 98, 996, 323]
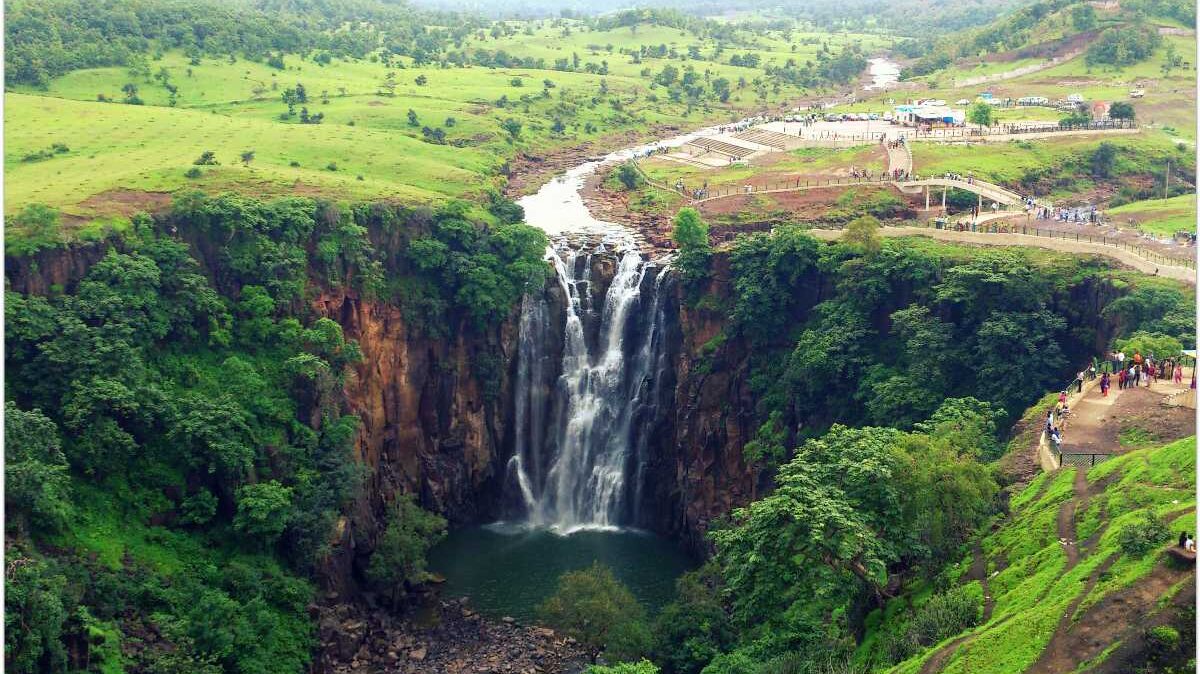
[314, 594, 589, 674]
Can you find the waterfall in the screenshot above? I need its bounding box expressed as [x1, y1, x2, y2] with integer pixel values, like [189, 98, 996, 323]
[509, 241, 668, 533]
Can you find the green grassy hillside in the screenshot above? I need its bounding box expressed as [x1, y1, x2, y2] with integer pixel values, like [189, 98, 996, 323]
[863, 436, 1196, 674]
[4, 18, 883, 232]
[1107, 193, 1197, 236]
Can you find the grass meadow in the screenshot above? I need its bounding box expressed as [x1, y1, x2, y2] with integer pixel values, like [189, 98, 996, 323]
[4, 20, 885, 228]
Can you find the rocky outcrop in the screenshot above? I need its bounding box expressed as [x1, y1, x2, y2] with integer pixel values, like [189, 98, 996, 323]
[5, 242, 110, 296]
[313, 595, 587, 674]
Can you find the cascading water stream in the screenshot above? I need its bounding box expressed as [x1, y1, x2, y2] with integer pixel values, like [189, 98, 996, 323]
[508, 240, 668, 533]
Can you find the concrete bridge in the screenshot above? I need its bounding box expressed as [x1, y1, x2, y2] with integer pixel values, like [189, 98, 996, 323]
[897, 176, 1031, 211]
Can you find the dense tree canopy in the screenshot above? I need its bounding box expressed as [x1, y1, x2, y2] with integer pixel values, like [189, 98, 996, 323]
[4, 191, 542, 673]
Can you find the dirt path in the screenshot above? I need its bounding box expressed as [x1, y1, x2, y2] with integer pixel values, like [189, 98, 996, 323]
[1055, 467, 1089, 569]
[1025, 552, 1122, 674]
[968, 542, 996, 622]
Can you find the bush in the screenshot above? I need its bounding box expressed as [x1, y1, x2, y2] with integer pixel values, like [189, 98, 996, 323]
[885, 584, 982, 663]
[233, 481, 294, 545]
[907, 585, 981, 646]
[616, 162, 645, 191]
[7, 203, 63, 255]
[671, 208, 711, 282]
[1118, 512, 1170, 556]
[185, 167, 203, 178]
[537, 562, 650, 663]
[366, 494, 447, 602]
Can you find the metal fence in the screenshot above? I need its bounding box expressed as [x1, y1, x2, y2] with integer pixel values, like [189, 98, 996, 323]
[1058, 452, 1112, 468]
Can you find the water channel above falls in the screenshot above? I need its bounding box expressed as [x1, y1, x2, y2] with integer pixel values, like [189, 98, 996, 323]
[428, 57, 904, 619]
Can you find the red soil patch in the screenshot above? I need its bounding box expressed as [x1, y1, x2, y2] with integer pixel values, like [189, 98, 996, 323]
[76, 189, 173, 218]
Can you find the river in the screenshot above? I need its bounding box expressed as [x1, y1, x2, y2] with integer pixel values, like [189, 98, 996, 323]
[865, 57, 901, 90]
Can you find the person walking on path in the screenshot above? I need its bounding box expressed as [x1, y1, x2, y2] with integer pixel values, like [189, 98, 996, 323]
[1118, 367, 1127, 390]
[1175, 363, 1184, 385]
[1100, 372, 1110, 397]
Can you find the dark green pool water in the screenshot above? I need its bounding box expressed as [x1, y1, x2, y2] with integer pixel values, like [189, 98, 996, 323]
[428, 524, 696, 621]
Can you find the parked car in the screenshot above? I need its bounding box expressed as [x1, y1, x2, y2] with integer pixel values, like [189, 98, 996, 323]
[1130, 89, 1145, 98]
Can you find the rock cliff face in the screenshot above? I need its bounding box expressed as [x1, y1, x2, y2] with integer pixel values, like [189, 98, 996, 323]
[311, 287, 517, 595]
[639, 253, 762, 553]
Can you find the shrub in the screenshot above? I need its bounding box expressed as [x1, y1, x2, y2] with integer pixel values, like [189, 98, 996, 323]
[1118, 512, 1170, 556]
[180, 489, 218, 525]
[538, 562, 650, 663]
[366, 494, 447, 602]
[185, 167, 203, 179]
[616, 161, 645, 191]
[671, 207, 711, 282]
[233, 481, 294, 545]
[7, 204, 63, 255]
[886, 584, 982, 662]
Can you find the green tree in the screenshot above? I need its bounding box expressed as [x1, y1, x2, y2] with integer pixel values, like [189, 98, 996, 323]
[656, 64, 679, 86]
[414, 74, 428, 86]
[967, 101, 995, 130]
[5, 403, 72, 534]
[8, 204, 62, 253]
[843, 214, 882, 255]
[240, 149, 255, 166]
[1090, 142, 1117, 178]
[5, 552, 70, 674]
[501, 118, 523, 141]
[366, 494, 447, 603]
[671, 207, 711, 281]
[914, 396, 1003, 459]
[616, 161, 645, 191]
[407, 108, 419, 126]
[1071, 4, 1098, 31]
[1114, 331, 1183, 360]
[537, 562, 651, 663]
[233, 480, 294, 545]
[652, 564, 733, 674]
[1109, 101, 1135, 120]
